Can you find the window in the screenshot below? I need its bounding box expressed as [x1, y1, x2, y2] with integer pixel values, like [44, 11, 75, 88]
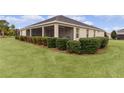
[76, 28, 79, 38]
[86, 29, 89, 38]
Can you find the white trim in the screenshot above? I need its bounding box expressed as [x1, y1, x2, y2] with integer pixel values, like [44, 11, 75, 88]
[54, 24, 59, 37]
[73, 27, 77, 40]
[30, 29, 32, 36]
[42, 26, 44, 37]
[22, 20, 105, 32]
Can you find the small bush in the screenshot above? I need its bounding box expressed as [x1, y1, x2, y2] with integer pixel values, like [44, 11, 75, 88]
[56, 38, 69, 50]
[19, 36, 26, 41]
[95, 37, 109, 48]
[15, 36, 19, 39]
[66, 40, 81, 54]
[42, 37, 48, 46]
[26, 36, 32, 43]
[79, 38, 100, 54]
[32, 37, 37, 44]
[35, 37, 42, 45]
[101, 37, 109, 48]
[47, 37, 57, 48]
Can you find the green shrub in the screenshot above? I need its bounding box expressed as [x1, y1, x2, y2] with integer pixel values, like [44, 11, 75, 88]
[56, 38, 69, 50]
[19, 36, 22, 41]
[15, 36, 19, 40]
[47, 37, 57, 48]
[24, 36, 27, 41]
[32, 37, 37, 44]
[19, 36, 26, 41]
[95, 37, 109, 48]
[35, 37, 42, 45]
[26, 36, 32, 43]
[66, 40, 81, 54]
[42, 37, 48, 46]
[101, 37, 109, 48]
[79, 38, 100, 54]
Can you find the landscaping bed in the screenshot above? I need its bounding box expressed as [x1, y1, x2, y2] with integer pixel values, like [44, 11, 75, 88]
[15, 36, 109, 54]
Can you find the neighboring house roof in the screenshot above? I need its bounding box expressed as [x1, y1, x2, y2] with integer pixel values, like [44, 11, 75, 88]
[117, 29, 124, 33]
[24, 15, 105, 32]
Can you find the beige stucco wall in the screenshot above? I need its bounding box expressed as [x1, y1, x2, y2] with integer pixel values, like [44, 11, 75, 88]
[74, 28, 87, 40]
[88, 29, 94, 37]
[72, 28, 104, 40]
[79, 28, 87, 38]
[21, 30, 26, 36]
[95, 30, 104, 37]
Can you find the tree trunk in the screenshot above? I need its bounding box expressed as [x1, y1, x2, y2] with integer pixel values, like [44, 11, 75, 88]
[1, 31, 4, 38]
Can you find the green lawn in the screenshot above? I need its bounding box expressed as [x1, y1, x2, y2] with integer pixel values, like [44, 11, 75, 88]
[0, 38, 124, 77]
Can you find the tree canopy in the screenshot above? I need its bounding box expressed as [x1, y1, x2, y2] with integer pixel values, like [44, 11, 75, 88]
[0, 20, 15, 37]
[111, 30, 117, 39]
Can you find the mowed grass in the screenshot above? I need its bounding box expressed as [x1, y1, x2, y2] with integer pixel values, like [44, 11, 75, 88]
[0, 38, 124, 78]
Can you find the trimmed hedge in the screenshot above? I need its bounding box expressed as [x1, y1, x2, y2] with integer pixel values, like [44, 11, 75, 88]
[56, 38, 69, 50]
[15, 36, 19, 40]
[47, 37, 57, 48]
[26, 36, 33, 43]
[20, 36, 26, 41]
[95, 37, 109, 48]
[66, 40, 81, 54]
[15, 36, 109, 54]
[42, 37, 48, 46]
[31, 37, 42, 45]
[36, 37, 42, 45]
[79, 38, 100, 54]
[32, 37, 37, 44]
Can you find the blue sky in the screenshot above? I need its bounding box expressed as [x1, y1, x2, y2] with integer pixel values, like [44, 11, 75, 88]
[1, 15, 124, 32]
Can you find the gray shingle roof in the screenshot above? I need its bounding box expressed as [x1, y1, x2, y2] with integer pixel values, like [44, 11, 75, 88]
[27, 15, 105, 31]
[117, 29, 124, 32]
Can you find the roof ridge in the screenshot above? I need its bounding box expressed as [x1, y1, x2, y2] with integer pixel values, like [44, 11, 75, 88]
[24, 15, 105, 32]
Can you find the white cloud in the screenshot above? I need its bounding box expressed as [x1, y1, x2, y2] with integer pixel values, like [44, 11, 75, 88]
[0, 15, 46, 28]
[47, 15, 56, 19]
[103, 27, 110, 31]
[66, 15, 86, 22]
[101, 26, 124, 32]
[21, 15, 45, 20]
[66, 15, 94, 25]
[94, 15, 124, 22]
[0, 16, 23, 24]
[112, 26, 124, 30]
[0, 15, 94, 28]
[83, 21, 94, 25]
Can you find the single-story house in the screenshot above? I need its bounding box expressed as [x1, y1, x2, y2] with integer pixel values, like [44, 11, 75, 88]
[20, 15, 105, 40]
[117, 29, 124, 39]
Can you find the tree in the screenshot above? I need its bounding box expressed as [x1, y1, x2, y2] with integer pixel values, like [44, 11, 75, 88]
[10, 24, 15, 30]
[9, 24, 16, 36]
[0, 20, 9, 37]
[111, 30, 117, 39]
[0, 20, 16, 37]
